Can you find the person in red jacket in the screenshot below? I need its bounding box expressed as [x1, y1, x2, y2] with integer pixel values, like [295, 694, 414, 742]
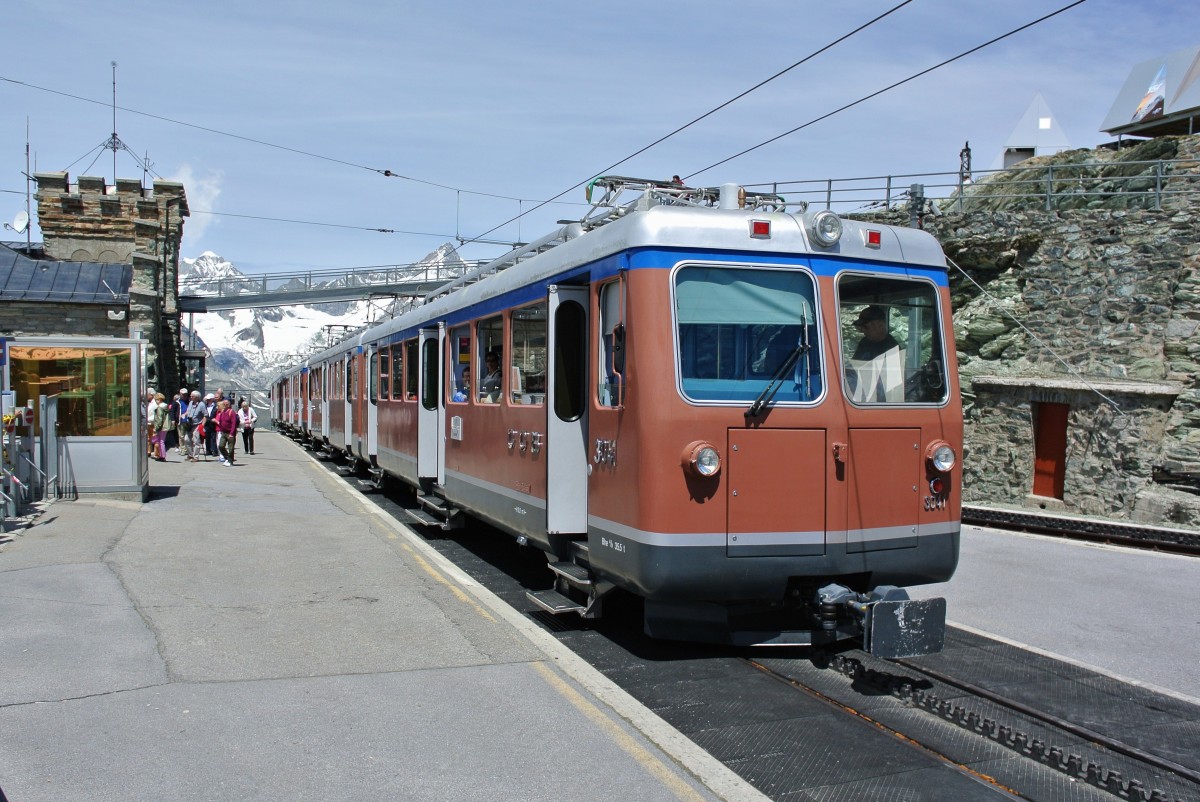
[214, 399, 239, 466]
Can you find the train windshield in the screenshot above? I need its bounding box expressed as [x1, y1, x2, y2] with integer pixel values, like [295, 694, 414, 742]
[838, 274, 948, 405]
[675, 265, 821, 403]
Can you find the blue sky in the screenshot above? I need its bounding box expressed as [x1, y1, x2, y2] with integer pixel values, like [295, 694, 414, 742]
[1, 1, 1194, 275]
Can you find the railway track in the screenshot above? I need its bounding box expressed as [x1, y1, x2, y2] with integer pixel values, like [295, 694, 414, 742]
[318, 455, 1200, 801]
[963, 505, 1200, 556]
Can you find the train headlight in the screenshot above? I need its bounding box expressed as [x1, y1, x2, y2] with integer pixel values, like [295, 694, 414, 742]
[926, 441, 956, 473]
[808, 210, 843, 247]
[682, 441, 721, 478]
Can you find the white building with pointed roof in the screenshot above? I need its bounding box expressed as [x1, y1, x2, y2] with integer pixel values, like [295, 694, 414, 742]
[997, 93, 1072, 168]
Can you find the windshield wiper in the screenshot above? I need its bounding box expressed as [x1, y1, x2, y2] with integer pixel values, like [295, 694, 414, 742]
[745, 343, 807, 419]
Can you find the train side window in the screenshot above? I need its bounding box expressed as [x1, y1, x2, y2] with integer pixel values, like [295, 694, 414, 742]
[476, 315, 504, 404]
[404, 340, 418, 401]
[369, 351, 379, 405]
[448, 325, 471, 404]
[378, 347, 389, 401]
[421, 338, 439, 411]
[554, 299, 586, 421]
[837, 274, 947, 405]
[391, 345, 404, 401]
[598, 279, 625, 407]
[510, 303, 546, 405]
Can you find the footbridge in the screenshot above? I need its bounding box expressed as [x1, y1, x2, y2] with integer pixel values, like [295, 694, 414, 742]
[178, 260, 483, 312]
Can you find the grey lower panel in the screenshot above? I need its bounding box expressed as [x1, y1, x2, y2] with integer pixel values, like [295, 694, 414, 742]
[587, 523, 959, 602]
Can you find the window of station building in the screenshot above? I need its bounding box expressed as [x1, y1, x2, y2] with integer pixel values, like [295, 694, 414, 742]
[476, 315, 504, 404]
[404, 340, 418, 401]
[674, 265, 821, 403]
[390, 345, 404, 401]
[9, 346, 133, 437]
[598, 279, 626, 408]
[510, 302, 547, 405]
[837, 274, 948, 406]
[449, 325, 471, 404]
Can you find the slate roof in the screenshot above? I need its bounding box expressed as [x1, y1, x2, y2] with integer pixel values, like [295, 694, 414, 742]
[0, 241, 131, 304]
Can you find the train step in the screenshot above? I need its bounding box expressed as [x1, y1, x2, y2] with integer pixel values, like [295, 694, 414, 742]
[356, 469, 384, 493]
[400, 506, 444, 528]
[527, 589, 587, 615]
[404, 493, 463, 530]
[335, 463, 357, 476]
[547, 560, 592, 589]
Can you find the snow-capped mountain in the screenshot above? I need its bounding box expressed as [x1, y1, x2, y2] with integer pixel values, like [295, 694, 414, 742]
[179, 244, 467, 398]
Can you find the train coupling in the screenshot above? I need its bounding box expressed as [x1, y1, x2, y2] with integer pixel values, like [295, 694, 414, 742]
[818, 584, 946, 659]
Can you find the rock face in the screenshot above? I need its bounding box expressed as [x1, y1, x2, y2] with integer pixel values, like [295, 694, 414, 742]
[865, 136, 1200, 527]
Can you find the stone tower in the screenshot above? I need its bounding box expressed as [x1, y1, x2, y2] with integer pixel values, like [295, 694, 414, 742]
[32, 172, 189, 391]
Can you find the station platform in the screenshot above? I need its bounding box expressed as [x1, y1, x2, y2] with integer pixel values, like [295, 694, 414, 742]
[0, 433, 765, 802]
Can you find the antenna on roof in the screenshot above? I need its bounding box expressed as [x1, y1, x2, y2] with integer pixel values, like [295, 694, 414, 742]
[107, 61, 121, 186]
[4, 210, 29, 234]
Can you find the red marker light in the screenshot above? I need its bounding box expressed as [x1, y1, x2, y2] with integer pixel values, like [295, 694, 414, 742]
[750, 220, 771, 239]
[929, 477, 945, 495]
[866, 229, 882, 248]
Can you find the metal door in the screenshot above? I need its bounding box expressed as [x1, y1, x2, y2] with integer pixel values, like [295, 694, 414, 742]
[546, 286, 589, 534]
[417, 325, 444, 482]
[846, 428, 921, 552]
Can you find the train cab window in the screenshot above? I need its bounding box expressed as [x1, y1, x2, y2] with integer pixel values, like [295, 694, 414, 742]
[390, 345, 404, 401]
[476, 315, 504, 404]
[510, 303, 547, 406]
[838, 275, 948, 405]
[404, 340, 418, 401]
[598, 279, 625, 407]
[674, 265, 821, 403]
[449, 325, 471, 404]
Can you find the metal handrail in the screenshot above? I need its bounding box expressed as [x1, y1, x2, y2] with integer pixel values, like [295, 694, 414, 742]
[744, 157, 1200, 215]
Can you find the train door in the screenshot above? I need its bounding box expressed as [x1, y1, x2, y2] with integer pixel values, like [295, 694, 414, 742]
[417, 325, 444, 483]
[342, 353, 354, 451]
[364, 346, 378, 459]
[546, 286, 589, 535]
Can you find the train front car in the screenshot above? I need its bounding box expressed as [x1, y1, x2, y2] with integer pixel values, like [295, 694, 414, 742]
[579, 182, 961, 658]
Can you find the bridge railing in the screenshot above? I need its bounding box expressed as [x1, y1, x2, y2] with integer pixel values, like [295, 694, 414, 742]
[743, 157, 1200, 215]
[181, 259, 485, 300]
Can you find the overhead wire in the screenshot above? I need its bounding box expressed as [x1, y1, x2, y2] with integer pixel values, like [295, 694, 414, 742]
[0, 74, 523, 203]
[189, 208, 458, 239]
[684, 0, 1089, 180]
[456, 0, 915, 248]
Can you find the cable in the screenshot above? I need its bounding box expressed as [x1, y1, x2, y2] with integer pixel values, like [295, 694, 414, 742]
[458, 2, 911, 248]
[0, 74, 531, 202]
[189, 208, 458, 239]
[685, 0, 1089, 180]
[945, 254, 1126, 417]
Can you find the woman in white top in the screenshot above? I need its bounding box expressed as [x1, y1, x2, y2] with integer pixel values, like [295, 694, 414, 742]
[237, 400, 259, 454]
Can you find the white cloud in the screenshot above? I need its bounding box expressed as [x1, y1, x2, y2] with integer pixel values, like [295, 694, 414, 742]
[167, 164, 223, 243]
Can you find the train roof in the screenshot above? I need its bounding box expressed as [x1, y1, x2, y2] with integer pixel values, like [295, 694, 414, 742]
[277, 180, 947, 375]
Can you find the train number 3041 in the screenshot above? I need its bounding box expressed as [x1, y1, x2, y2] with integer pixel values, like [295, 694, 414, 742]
[923, 495, 948, 511]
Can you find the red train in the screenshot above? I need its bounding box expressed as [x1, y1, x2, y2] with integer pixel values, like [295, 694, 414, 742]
[272, 178, 961, 657]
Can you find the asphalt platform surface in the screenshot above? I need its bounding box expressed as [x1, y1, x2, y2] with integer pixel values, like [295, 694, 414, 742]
[0, 432, 763, 802]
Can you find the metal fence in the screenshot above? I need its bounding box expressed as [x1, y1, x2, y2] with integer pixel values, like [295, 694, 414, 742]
[743, 157, 1200, 215]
